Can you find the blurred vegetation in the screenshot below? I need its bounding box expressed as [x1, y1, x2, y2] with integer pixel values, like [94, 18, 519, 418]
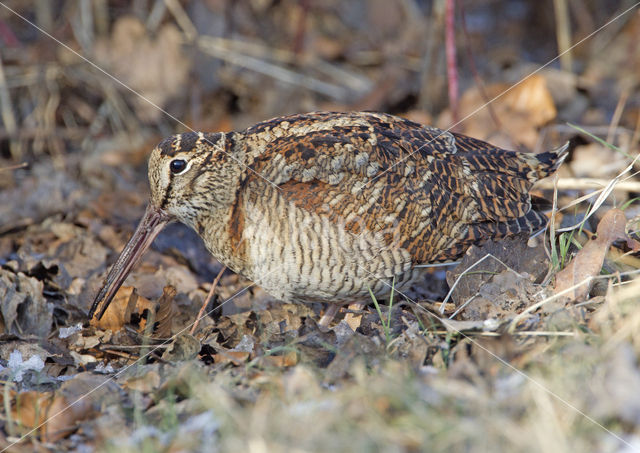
[1, 1, 640, 452]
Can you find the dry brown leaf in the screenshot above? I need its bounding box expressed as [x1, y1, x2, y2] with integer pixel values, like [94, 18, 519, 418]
[213, 350, 250, 366]
[161, 334, 200, 362]
[344, 311, 363, 331]
[554, 208, 640, 302]
[11, 391, 53, 435]
[502, 74, 557, 126]
[154, 286, 177, 338]
[89, 286, 155, 331]
[93, 16, 191, 121]
[258, 350, 299, 368]
[570, 143, 629, 179]
[121, 370, 162, 393]
[439, 74, 556, 149]
[0, 270, 52, 337]
[11, 390, 94, 442]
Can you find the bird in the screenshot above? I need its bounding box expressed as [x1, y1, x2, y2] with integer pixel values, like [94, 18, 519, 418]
[88, 111, 568, 325]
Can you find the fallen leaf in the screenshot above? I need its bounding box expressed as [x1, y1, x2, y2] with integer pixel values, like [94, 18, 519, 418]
[343, 303, 365, 331]
[554, 208, 640, 302]
[11, 391, 57, 437]
[154, 286, 177, 338]
[121, 369, 162, 393]
[0, 269, 53, 337]
[90, 286, 155, 332]
[439, 74, 556, 149]
[94, 16, 192, 122]
[2, 373, 120, 443]
[448, 334, 522, 381]
[570, 143, 629, 179]
[161, 334, 200, 362]
[258, 350, 298, 368]
[213, 350, 250, 366]
[454, 270, 540, 321]
[45, 373, 121, 442]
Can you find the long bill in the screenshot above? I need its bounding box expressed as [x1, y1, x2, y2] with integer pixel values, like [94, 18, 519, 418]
[88, 204, 171, 320]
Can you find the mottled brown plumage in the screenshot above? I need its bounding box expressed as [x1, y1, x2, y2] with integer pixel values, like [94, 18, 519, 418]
[89, 111, 567, 321]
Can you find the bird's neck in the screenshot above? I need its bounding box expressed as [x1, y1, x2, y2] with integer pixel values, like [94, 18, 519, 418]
[191, 133, 250, 273]
[192, 204, 246, 275]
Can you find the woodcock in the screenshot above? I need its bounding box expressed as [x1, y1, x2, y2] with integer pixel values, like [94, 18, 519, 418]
[89, 111, 568, 323]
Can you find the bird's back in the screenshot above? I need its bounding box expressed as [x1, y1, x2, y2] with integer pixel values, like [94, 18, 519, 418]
[233, 111, 565, 270]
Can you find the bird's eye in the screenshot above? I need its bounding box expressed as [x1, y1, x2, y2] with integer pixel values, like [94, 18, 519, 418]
[170, 159, 187, 174]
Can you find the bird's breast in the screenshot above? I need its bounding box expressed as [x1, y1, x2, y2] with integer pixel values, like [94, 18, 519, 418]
[233, 186, 413, 302]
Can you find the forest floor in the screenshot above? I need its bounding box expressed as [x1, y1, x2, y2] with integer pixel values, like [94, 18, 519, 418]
[1, 1, 640, 452]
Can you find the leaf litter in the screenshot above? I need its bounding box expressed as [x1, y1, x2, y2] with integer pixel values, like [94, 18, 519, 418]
[0, 2, 640, 452]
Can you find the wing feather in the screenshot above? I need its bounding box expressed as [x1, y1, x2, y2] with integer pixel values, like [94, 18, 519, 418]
[242, 111, 556, 263]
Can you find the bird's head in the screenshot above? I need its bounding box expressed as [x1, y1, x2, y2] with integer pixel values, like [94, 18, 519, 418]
[89, 131, 242, 320]
[148, 132, 241, 226]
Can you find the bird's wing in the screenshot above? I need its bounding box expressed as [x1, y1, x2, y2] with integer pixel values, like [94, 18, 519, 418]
[243, 112, 553, 263]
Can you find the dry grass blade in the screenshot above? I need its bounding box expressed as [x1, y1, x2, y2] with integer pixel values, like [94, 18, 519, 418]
[556, 157, 640, 233]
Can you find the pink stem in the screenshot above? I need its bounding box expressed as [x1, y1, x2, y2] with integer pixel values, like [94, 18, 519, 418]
[445, 0, 459, 124]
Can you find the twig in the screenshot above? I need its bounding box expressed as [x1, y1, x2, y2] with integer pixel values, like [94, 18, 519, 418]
[418, 0, 445, 111]
[553, 0, 573, 72]
[448, 293, 479, 319]
[0, 162, 27, 171]
[631, 104, 640, 154]
[607, 87, 630, 144]
[146, 0, 167, 32]
[34, 0, 53, 34]
[191, 35, 370, 93]
[445, 0, 458, 123]
[190, 266, 227, 335]
[70, 0, 95, 54]
[164, 0, 197, 41]
[425, 330, 576, 337]
[554, 158, 640, 233]
[94, 0, 109, 36]
[0, 52, 20, 159]
[196, 36, 351, 99]
[546, 123, 637, 138]
[45, 65, 64, 169]
[536, 177, 640, 192]
[458, 1, 501, 129]
[0, 127, 86, 140]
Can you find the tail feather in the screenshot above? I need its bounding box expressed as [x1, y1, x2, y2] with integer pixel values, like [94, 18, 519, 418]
[530, 142, 570, 179]
[430, 209, 549, 263]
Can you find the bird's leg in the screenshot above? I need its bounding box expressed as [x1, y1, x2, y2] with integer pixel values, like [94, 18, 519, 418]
[318, 302, 366, 329]
[343, 302, 366, 331]
[190, 265, 227, 335]
[318, 304, 340, 327]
